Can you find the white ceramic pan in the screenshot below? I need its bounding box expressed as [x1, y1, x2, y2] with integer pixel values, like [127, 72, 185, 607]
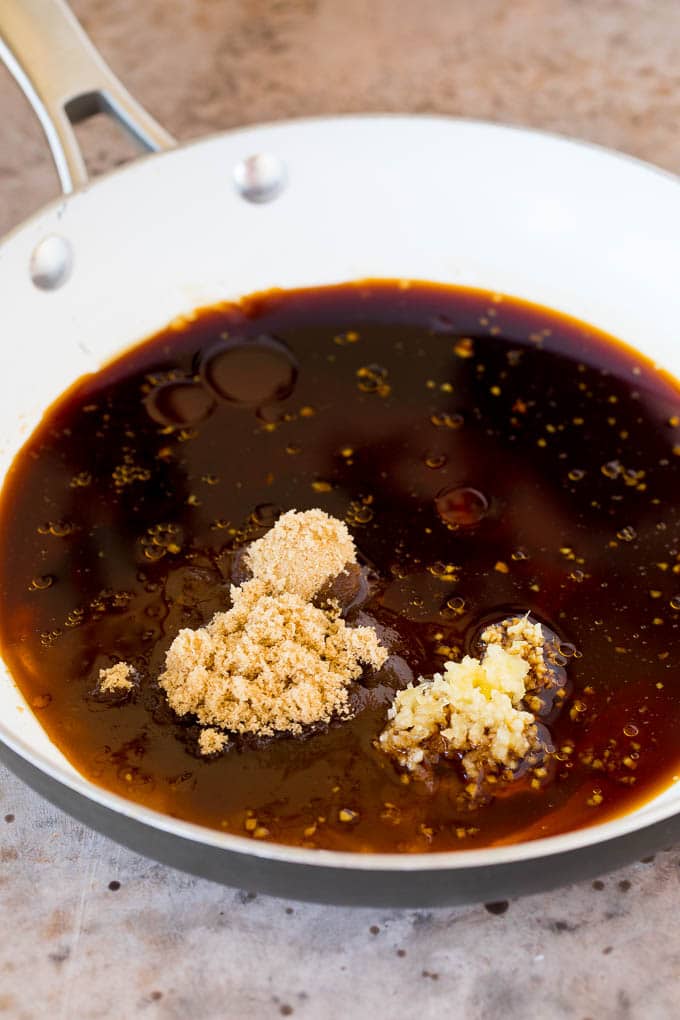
[1, 0, 680, 907]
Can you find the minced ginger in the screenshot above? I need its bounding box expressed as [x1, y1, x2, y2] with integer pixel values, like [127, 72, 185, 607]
[379, 617, 548, 780]
[159, 510, 387, 751]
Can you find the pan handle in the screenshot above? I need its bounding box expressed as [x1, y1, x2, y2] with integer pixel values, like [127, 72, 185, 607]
[0, 0, 175, 194]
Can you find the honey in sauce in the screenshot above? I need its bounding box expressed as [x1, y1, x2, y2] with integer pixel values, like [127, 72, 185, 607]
[1, 280, 679, 852]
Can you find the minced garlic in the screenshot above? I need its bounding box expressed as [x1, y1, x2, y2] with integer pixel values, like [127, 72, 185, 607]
[159, 510, 387, 742]
[379, 644, 536, 778]
[98, 662, 135, 694]
[482, 615, 549, 688]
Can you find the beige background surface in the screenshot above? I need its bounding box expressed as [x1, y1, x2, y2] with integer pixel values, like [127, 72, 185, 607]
[2, 2, 680, 1018]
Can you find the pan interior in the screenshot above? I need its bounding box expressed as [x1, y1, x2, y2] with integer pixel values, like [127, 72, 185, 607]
[1, 116, 680, 863]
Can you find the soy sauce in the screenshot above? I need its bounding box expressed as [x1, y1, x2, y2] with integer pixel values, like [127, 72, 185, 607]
[1, 280, 679, 852]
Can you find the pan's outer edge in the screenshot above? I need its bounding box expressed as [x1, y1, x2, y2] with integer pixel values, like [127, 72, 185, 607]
[1, 738, 676, 907]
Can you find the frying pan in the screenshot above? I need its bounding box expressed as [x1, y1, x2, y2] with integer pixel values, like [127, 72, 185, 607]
[1, 0, 680, 908]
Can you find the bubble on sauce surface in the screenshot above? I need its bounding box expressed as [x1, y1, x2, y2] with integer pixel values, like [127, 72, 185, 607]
[346, 501, 374, 526]
[428, 561, 459, 581]
[28, 575, 54, 591]
[201, 335, 297, 405]
[70, 471, 92, 488]
[601, 459, 622, 479]
[145, 380, 215, 427]
[139, 522, 184, 562]
[250, 503, 280, 527]
[356, 364, 390, 397]
[39, 520, 75, 537]
[453, 337, 474, 358]
[435, 486, 488, 527]
[617, 526, 637, 542]
[430, 412, 463, 430]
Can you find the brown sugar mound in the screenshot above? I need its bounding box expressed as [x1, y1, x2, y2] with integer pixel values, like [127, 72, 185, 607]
[158, 510, 387, 747]
[244, 508, 357, 601]
[198, 727, 229, 756]
[160, 579, 386, 737]
[98, 662, 135, 694]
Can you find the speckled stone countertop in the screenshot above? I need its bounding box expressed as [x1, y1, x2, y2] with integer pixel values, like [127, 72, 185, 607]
[1, 2, 680, 1017]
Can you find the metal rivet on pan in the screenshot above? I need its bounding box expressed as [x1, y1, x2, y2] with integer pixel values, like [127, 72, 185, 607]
[233, 153, 287, 203]
[29, 235, 73, 290]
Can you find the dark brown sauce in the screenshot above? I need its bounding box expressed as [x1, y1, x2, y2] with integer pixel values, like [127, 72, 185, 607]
[1, 280, 680, 852]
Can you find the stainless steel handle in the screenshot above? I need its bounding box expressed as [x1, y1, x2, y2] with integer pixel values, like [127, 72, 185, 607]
[0, 0, 175, 194]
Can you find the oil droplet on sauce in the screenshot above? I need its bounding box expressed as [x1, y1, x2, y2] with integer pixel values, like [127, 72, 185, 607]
[145, 380, 215, 427]
[250, 503, 280, 527]
[435, 486, 488, 527]
[201, 335, 297, 405]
